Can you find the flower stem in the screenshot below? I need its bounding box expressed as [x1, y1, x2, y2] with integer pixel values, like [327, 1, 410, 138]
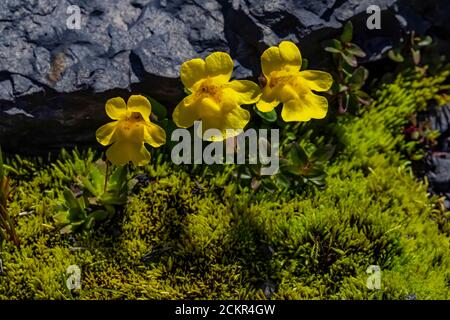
[104, 160, 110, 193]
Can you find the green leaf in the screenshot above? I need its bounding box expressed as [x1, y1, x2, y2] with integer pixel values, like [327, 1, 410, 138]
[355, 90, 372, 105]
[355, 90, 372, 100]
[275, 173, 291, 189]
[290, 144, 308, 166]
[254, 106, 277, 123]
[337, 84, 349, 93]
[60, 224, 74, 234]
[3, 164, 17, 176]
[285, 132, 297, 141]
[411, 153, 425, 161]
[83, 216, 95, 231]
[78, 195, 86, 210]
[101, 165, 128, 206]
[261, 179, 278, 193]
[308, 174, 327, 188]
[341, 53, 357, 67]
[417, 36, 432, 47]
[322, 39, 343, 51]
[340, 21, 353, 43]
[67, 208, 86, 222]
[347, 93, 361, 110]
[388, 49, 404, 62]
[344, 93, 351, 111]
[281, 165, 301, 176]
[411, 48, 421, 65]
[324, 47, 342, 54]
[311, 145, 336, 164]
[104, 204, 116, 216]
[90, 210, 109, 221]
[53, 212, 69, 225]
[347, 43, 366, 58]
[63, 188, 80, 210]
[80, 176, 101, 198]
[350, 66, 369, 89]
[303, 165, 325, 178]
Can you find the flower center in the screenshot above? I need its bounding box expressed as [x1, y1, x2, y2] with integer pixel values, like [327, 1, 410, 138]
[268, 71, 297, 89]
[197, 79, 222, 102]
[128, 112, 144, 122]
[117, 112, 145, 141]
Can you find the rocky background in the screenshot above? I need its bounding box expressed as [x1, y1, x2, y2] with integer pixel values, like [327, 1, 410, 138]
[426, 103, 450, 210]
[0, 0, 449, 154]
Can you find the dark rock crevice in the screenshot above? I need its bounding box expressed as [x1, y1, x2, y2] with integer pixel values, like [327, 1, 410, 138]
[0, 0, 449, 154]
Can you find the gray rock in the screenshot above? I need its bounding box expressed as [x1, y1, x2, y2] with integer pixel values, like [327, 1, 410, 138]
[0, 0, 449, 154]
[426, 103, 450, 200]
[427, 156, 450, 193]
[430, 104, 450, 153]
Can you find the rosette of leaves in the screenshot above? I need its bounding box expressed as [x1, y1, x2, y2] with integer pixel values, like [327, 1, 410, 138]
[323, 21, 372, 113]
[54, 160, 132, 234]
[79, 160, 130, 207]
[248, 142, 335, 193]
[388, 32, 433, 66]
[276, 143, 335, 190]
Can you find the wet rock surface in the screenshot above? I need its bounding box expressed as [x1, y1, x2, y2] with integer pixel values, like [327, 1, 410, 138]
[425, 104, 450, 208]
[0, 0, 449, 154]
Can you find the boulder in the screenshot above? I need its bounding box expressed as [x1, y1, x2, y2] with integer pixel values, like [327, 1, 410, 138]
[426, 104, 450, 208]
[0, 0, 448, 154]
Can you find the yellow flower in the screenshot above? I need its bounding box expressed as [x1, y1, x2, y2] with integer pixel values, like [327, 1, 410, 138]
[173, 52, 261, 140]
[256, 41, 333, 122]
[96, 95, 166, 166]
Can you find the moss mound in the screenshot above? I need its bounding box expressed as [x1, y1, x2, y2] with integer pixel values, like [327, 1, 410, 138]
[1, 69, 450, 299]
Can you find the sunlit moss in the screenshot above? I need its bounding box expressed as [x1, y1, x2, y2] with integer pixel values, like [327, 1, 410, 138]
[0, 68, 449, 299]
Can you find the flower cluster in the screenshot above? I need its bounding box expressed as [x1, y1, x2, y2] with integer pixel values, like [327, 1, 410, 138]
[257, 41, 333, 121]
[173, 52, 261, 140]
[96, 41, 333, 166]
[96, 95, 166, 166]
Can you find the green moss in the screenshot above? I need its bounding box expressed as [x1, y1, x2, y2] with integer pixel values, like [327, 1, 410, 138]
[0, 68, 450, 299]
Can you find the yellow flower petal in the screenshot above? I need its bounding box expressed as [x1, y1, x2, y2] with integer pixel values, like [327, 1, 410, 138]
[257, 83, 280, 109]
[261, 41, 302, 77]
[127, 95, 151, 123]
[299, 70, 333, 92]
[220, 90, 239, 113]
[106, 141, 129, 166]
[105, 97, 127, 120]
[201, 121, 224, 141]
[278, 84, 299, 102]
[115, 120, 145, 143]
[281, 93, 328, 122]
[261, 46, 283, 77]
[205, 52, 233, 83]
[131, 144, 151, 166]
[202, 106, 250, 141]
[96, 121, 118, 146]
[199, 117, 221, 135]
[198, 97, 222, 119]
[226, 80, 262, 104]
[180, 58, 207, 89]
[106, 141, 150, 166]
[144, 122, 166, 148]
[279, 41, 302, 70]
[223, 106, 250, 131]
[173, 96, 200, 128]
[256, 97, 279, 113]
